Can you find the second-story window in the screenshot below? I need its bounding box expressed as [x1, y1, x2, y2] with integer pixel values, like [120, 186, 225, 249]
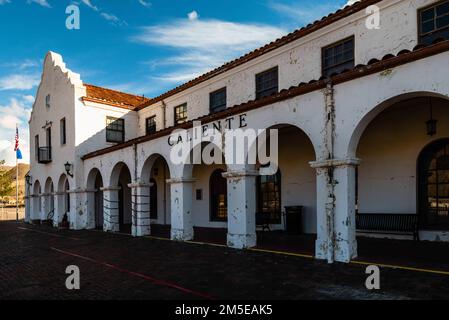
[256, 67, 278, 100]
[210, 88, 227, 113]
[106, 116, 125, 143]
[146, 116, 156, 135]
[35, 135, 39, 160]
[419, 0, 449, 45]
[322, 36, 355, 78]
[174, 104, 187, 125]
[45, 94, 51, 108]
[60, 118, 66, 145]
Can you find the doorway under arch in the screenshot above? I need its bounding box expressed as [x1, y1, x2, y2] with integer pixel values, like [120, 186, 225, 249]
[418, 138, 449, 230]
[110, 162, 132, 234]
[209, 168, 227, 222]
[86, 168, 104, 230]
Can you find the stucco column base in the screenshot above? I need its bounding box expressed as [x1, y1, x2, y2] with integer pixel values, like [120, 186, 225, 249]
[171, 227, 194, 241]
[223, 170, 258, 250]
[167, 178, 194, 242]
[128, 182, 151, 237]
[52, 192, 64, 227]
[101, 186, 121, 233]
[227, 233, 257, 249]
[67, 189, 88, 230]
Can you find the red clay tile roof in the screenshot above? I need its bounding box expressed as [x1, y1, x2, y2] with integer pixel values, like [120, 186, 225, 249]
[135, 0, 383, 110]
[83, 84, 150, 110]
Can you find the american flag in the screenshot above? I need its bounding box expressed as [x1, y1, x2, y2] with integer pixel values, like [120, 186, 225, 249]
[14, 127, 19, 151]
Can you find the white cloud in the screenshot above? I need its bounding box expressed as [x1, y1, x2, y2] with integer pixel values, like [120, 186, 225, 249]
[134, 19, 285, 51]
[80, 0, 126, 25]
[0, 74, 40, 91]
[0, 0, 11, 5]
[138, 0, 151, 8]
[188, 10, 199, 21]
[27, 0, 51, 8]
[268, 1, 341, 25]
[345, 0, 360, 6]
[81, 0, 98, 11]
[133, 16, 286, 84]
[100, 12, 119, 23]
[0, 97, 32, 165]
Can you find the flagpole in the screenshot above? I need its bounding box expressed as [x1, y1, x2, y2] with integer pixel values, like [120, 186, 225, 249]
[16, 124, 19, 222]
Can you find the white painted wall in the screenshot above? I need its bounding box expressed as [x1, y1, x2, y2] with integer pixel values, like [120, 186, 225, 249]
[135, 0, 437, 133]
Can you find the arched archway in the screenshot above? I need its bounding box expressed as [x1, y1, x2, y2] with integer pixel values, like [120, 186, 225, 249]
[32, 180, 41, 220]
[252, 123, 317, 233]
[189, 142, 228, 230]
[418, 138, 449, 230]
[110, 162, 132, 233]
[354, 94, 449, 241]
[57, 174, 70, 225]
[140, 154, 172, 227]
[43, 177, 54, 221]
[86, 168, 104, 230]
[348, 92, 449, 158]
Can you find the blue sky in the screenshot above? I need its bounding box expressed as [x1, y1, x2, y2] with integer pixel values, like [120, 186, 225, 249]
[0, 0, 351, 165]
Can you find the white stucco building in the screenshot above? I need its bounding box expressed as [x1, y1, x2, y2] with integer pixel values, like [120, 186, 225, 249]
[26, 0, 449, 263]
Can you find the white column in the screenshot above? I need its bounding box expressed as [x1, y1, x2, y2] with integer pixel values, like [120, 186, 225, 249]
[129, 182, 151, 237]
[28, 195, 35, 222]
[24, 195, 30, 223]
[168, 178, 194, 241]
[68, 191, 78, 229]
[333, 162, 358, 262]
[313, 166, 333, 261]
[85, 189, 97, 230]
[223, 170, 258, 249]
[54, 192, 66, 227]
[310, 158, 360, 263]
[40, 195, 45, 221]
[52, 192, 61, 227]
[101, 186, 120, 232]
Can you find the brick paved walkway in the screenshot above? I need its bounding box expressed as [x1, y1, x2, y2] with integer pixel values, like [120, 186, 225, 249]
[1, 221, 448, 300]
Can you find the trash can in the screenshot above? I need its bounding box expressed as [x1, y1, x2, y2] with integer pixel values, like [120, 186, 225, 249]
[285, 206, 303, 235]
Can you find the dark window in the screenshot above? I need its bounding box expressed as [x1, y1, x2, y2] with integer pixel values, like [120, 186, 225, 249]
[60, 118, 66, 145]
[418, 139, 449, 230]
[45, 94, 51, 108]
[322, 37, 355, 78]
[106, 116, 125, 143]
[174, 104, 188, 125]
[150, 178, 157, 220]
[146, 116, 156, 135]
[257, 170, 282, 224]
[35, 135, 39, 160]
[196, 189, 203, 200]
[210, 169, 227, 221]
[209, 88, 227, 113]
[256, 67, 278, 99]
[419, 0, 449, 45]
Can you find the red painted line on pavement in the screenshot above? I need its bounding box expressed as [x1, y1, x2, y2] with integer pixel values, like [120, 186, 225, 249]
[18, 227, 81, 241]
[50, 247, 214, 300]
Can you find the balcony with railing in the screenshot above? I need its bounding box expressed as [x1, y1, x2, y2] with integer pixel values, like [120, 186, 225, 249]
[38, 147, 52, 164]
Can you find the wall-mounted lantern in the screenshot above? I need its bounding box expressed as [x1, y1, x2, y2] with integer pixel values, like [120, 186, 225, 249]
[64, 162, 74, 177]
[25, 173, 32, 186]
[426, 97, 438, 137]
